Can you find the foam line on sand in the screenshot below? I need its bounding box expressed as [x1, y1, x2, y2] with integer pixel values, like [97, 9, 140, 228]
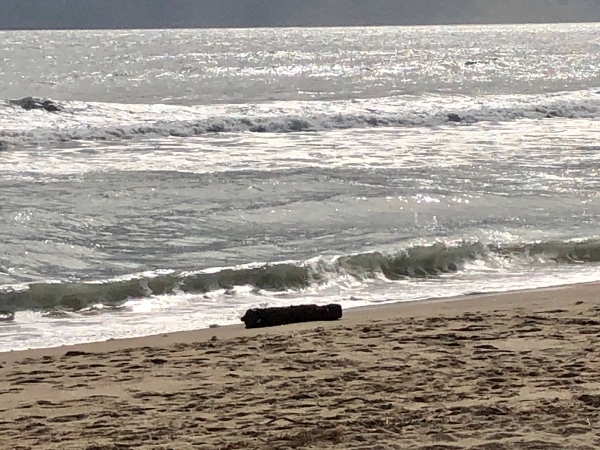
[1, 282, 600, 449]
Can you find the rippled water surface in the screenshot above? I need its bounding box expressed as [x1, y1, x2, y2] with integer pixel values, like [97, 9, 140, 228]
[1, 24, 600, 351]
[2, 24, 600, 103]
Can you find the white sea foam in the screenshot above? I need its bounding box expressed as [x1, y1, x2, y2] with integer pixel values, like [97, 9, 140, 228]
[2, 257, 600, 352]
[1, 90, 600, 147]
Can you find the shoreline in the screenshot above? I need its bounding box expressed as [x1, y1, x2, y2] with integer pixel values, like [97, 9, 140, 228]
[2, 280, 600, 449]
[1, 280, 597, 363]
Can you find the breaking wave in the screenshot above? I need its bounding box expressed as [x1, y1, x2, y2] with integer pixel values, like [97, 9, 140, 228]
[1, 90, 600, 147]
[2, 239, 600, 313]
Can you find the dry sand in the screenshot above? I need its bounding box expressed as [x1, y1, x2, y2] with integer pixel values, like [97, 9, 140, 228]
[2, 283, 600, 449]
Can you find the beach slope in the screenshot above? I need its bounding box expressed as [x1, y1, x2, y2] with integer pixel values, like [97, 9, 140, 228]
[1, 284, 600, 449]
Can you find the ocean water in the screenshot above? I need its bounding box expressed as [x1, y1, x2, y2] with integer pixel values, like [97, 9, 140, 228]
[2, 23, 600, 351]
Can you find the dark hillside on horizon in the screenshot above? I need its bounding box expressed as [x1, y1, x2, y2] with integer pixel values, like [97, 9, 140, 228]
[0, 0, 599, 29]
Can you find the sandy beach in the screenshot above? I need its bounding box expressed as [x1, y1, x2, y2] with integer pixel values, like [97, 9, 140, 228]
[2, 284, 600, 450]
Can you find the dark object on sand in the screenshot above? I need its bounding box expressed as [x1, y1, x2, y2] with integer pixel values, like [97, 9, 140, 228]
[0, 141, 7, 151]
[241, 304, 342, 329]
[447, 113, 462, 123]
[9, 97, 62, 112]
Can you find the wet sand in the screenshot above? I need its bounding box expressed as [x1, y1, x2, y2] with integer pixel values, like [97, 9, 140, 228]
[1, 283, 600, 449]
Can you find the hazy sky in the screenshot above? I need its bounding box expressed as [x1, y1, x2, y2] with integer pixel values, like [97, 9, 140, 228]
[1, 0, 599, 29]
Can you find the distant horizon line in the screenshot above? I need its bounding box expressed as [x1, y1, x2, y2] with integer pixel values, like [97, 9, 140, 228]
[1, 20, 599, 32]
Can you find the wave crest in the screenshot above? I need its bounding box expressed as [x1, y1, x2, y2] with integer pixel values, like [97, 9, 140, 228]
[1, 90, 599, 146]
[6, 239, 600, 313]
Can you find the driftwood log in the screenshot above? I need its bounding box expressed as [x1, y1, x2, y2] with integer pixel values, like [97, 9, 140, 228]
[241, 304, 342, 329]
